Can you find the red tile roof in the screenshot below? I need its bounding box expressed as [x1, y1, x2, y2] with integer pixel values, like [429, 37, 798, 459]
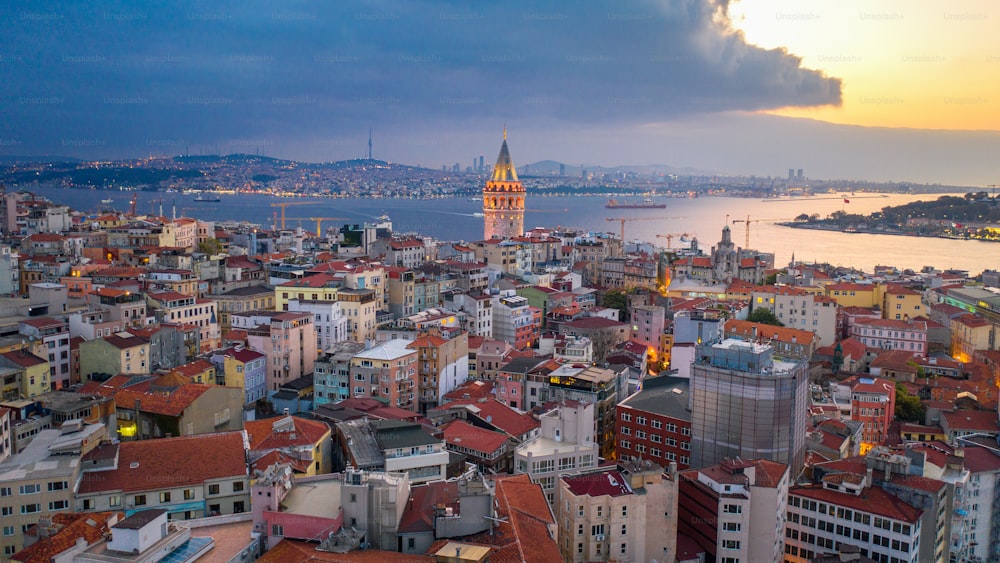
[483, 474, 560, 563]
[102, 334, 148, 350]
[442, 380, 494, 401]
[12, 512, 121, 563]
[790, 484, 922, 523]
[442, 420, 507, 455]
[942, 409, 999, 433]
[725, 319, 816, 346]
[1, 349, 47, 368]
[251, 450, 312, 474]
[398, 481, 460, 534]
[78, 431, 247, 494]
[20, 316, 66, 329]
[113, 383, 212, 416]
[433, 398, 539, 438]
[245, 416, 330, 453]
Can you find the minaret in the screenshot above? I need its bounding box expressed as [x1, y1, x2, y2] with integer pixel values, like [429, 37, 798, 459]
[482, 128, 525, 240]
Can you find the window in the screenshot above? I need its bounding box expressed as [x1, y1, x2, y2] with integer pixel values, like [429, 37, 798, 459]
[134, 495, 147, 506]
[0, 487, 9, 497]
[272, 524, 284, 536]
[622, 506, 628, 518]
[19, 484, 40, 495]
[234, 501, 245, 513]
[620, 412, 631, 422]
[0, 507, 10, 516]
[2, 526, 13, 536]
[184, 489, 195, 500]
[233, 481, 244, 492]
[109, 495, 121, 507]
[723, 522, 741, 532]
[47, 481, 68, 492]
[20, 503, 41, 514]
[160, 492, 171, 503]
[49, 500, 69, 510]
[723, 504, 742, 514]
[722, 540, 741, 550]
[208, 484, 220, 495]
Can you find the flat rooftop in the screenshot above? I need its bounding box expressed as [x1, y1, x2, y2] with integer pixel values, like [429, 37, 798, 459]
[620, 376, 691, 421]
[281, 479, 342, 519]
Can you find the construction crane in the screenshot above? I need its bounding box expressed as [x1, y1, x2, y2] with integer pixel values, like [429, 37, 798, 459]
[731, 215, 762, 248]
[270, 201, 322, 230]
[655, 233, 691, 249]
[304, 217, 349, 237]
[605, 216, 681, 241]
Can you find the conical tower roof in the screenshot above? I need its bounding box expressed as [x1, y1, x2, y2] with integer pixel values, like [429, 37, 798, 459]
[490, 130, 519, 182]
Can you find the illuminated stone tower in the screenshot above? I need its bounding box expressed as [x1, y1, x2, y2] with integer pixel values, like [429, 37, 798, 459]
[483, 129, 525, 240]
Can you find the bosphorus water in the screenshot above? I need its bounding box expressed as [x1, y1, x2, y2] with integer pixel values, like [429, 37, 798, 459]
[26, 187, 997, 275]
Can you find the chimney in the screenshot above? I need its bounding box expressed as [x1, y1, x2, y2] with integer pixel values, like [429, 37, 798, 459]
[283, 408, 289, 415]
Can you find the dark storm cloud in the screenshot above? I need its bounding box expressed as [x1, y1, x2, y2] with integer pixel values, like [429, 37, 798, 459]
[0, 0, 841, 158]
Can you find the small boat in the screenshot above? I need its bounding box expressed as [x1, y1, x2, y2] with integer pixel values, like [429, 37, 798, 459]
[194, 194, 221, 202]
[605, 198, 666, 209]
[472, 212, 484, 218]
[101, 198, 113, 204]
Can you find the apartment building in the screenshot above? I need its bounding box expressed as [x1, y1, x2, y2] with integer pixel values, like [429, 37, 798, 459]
[76, 431, 250, 520]
[556, 462, 678, 563]
[679, 458, 789, 563]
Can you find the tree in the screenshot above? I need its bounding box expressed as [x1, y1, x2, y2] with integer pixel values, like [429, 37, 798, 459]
[196, 238, 223, 255]
[747, 308, 783, 326]
[894, 383, 926, 423]
[602, 289, 631, 322]
[763, 272, 778, 285]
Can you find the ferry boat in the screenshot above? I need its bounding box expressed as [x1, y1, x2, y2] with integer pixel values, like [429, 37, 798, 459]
[605, 198, 666, 209]
[194, 194, 222, 202]
[101, 198, 113, 204]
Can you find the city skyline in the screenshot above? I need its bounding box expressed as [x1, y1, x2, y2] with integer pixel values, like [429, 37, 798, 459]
[2, 1, 998, 185]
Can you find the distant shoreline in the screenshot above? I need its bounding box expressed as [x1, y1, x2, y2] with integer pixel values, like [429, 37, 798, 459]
[777, 221, 995, 242]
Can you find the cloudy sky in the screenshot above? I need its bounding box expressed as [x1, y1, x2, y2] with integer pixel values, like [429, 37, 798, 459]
[2, 0, 998, 185]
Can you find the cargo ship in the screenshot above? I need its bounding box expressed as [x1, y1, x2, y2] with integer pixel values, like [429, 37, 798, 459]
[605, 198, 666, 209]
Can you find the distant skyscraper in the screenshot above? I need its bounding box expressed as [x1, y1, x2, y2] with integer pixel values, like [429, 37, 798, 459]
[797, 168, 803, 181]
[368, 128, 373, 160]
[479, 155, 484, 173]
[788, 168, 794, 181]
[482, 129, 525, 240]
[690, 339, 808, 473]
[559, 163, 565, 176]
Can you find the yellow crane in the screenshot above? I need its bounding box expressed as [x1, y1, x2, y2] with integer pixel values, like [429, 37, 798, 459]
[605, 216, 680, 241]
[731, 215, 762, 248]
[655, 233, 690, 249]
[305, 217, 349, 237]
[270, 201, 322, 230]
